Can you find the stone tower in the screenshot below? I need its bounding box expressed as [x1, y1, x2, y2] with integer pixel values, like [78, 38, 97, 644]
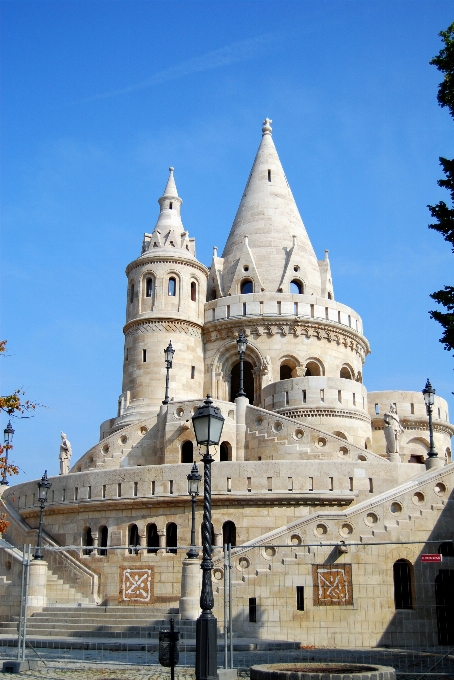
[112, 168, 208, 431]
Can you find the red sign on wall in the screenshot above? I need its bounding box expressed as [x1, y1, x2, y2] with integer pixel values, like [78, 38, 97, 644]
[421, 554, 442, 563]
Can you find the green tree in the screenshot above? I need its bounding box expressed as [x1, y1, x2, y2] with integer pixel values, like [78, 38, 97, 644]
[428, 22, 454, 355]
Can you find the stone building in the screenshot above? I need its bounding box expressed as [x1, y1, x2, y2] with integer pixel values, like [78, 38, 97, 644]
[1, 119, 453, 647]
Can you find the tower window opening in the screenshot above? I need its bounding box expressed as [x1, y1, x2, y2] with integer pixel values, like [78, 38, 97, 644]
[223, 520, 236, 547]
[410, 403, 414, 414]
[143, 349, 147, 362]
[129, 283, 135, 304]
[338, 390, 342, 403]
[211, 289, 217, 300]
[102, 484, 106, 499]
[375, 403, 379, 415]
[277, 301, 281, 315]
[133, 482, 138, 497]
[302, 390, 306, 404]
[280, 364, 292, 380]
[191, 281, 197, 301]
[268, 169, 271, 182]
[348, 315, 351, 327]
[181, 441, 193, 464]
[241, 279, 253, 294]
[325, 307, 329, 319]
[146, 278, 153, 297]
[249, 597, 257, 622]
[168, 277, 176, 296]
[285, 391, 289, 405]
[349, 477, 353, 491]
[243, 303, 247, 316]
[290, 280, 302, 294]
[191, 366, 195, 379]
[310, 304, 315, 318]
[294, 302, 298, 316]
[296, 586, 304, 611]
[353, 393, 356, 406]
[166, 522, 177, 554]
[328, 292, 332, 300]
[99, 526, 108, 556]
[226, 305, 230, 318]
[338, 311, 341, 323]
[169, 202, 173, 210]
[128, 524, 139, 555]
[320, 389, 324, 402]
[393, 559, 413, 609]
[147, 523, 159, 554]
[125, 348, 129, 361]
[117, 483, 122, 498]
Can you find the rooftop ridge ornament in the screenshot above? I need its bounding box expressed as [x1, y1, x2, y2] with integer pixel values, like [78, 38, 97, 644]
[262, 118, 272, 136]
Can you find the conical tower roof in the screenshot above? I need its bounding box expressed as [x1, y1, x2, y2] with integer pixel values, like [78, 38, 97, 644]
[221, 119, 321, 295]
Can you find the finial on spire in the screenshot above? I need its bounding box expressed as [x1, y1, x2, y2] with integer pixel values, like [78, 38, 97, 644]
[169, 166, 174, 172]
[262, 118, 272, 136]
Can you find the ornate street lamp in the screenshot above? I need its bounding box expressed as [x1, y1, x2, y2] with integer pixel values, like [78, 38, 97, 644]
[1, 421, 14, 486]
[236, 331, 248, 398]
[192, 395, 225, 680]
[186, 462, 202, 559]
[34, 470, 52, 560]
[422, 379, 438, 459]
[162, 341, 175, 405]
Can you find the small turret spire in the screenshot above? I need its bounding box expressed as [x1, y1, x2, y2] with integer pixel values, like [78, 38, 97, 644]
[160, 166, 179, 201]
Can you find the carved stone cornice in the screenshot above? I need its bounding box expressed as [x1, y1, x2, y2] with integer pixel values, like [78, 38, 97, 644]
[278, 407, 371, 424]
[371, 416, 454, 437]
[202, 317, 370, 361]
[126, 256, 209, 277]
[124, 318, 202, 339]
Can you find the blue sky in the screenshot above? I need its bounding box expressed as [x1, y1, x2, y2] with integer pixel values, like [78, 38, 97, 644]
[1, 0, 453, 484]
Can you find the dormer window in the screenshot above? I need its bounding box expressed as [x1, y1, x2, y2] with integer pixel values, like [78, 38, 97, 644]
[290, 280, 303, 294]
[168, 277, 176, 296]
[241, 279, 253, 294]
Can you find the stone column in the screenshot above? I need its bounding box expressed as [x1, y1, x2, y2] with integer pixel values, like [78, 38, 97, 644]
[157, 529, 166, 554]
[234, 396, 249, 461]
[179, 557, 201, 620]
[92, 533, 99, 556]
[27, 559, 48, 609]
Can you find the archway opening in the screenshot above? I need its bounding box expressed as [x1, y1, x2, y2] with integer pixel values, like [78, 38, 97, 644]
[280, 365, 293, 381]
[147, 523, 159, 554]
[393, 559, 413, 609]
[128, 524, 139, 555]
[83, 527, 93, 556]
[223, 521, 236, 547]
[166, 522, 177, 554]
[340, 366, 353, 380]
[220, 441, 231, 461]
[230, 361, 254, 403]
[305, 360, 322, 377]
[99, 526, 108, 557]
[181, 441, 193, 464]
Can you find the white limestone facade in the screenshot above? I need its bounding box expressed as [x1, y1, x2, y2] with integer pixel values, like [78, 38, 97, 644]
[1, 119, 453, 646]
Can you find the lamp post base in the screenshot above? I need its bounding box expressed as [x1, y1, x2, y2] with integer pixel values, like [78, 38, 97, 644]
[425, 456, 444, 470]
[196, 612, 218, 680]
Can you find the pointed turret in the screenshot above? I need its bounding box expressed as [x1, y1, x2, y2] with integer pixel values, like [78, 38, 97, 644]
[221, 119, 322, 296]
[141, 168, 195, 257]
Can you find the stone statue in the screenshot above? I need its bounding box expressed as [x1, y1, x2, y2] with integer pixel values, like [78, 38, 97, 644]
[59, 432, 72, 475]
[261, 355, 273, 386]
[383, 405, 404, 460]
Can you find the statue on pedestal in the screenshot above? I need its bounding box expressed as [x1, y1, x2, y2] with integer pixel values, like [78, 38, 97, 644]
[383, 404, 404, 460]
[59, 432, 72, 475]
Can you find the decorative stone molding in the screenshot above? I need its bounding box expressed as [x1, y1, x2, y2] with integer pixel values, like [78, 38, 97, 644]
[126, 257, 209, 277]
[124, 319, 202, 339]
[280, 407, 371, 424]
[371, 417, 454, 437]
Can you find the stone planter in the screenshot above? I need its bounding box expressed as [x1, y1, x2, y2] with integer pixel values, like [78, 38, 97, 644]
[250, 663, 396, 680]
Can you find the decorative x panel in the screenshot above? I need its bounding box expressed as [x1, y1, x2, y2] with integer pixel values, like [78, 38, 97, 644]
[313, 564, 353, 606]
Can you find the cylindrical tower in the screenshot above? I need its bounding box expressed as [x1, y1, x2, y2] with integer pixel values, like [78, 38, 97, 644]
[114, 168, 208, 430]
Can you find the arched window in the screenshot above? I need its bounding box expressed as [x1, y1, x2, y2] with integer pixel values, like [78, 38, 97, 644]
[146, 278, 153, 298]
[439, 542, 454, 557]
[393, 559, 413, 609]
[211, 289, 217, 300]
[223, 521, 236, 547]
[168, 277, 176, 296]
[83, 527, 93, 556]
[305, 360, 323, 377]
[166, 522, 177, 554]
[220, 441, 231, 462]
[191, 282, 197, 302]
[98, 526, 108, 557]
[129, 283, 135, 304]
[147, 523, 159, 554]
[181, 441, 193, 464]
[240, 279, 253, 294]
[128, 524, 139, 555]
[290, 280, 302, 294]
[340, 366, 353, 380]
[230, 361, 254, 403]
[280, 365, 293, 380]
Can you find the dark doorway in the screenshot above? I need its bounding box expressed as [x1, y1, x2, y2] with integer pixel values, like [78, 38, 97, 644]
[393, 559, 413, 609]
[166, 522, 177, 554]
[230, 361, 254, 403]
[181, 441, 193, 463]
[220, 442, 231, 461]
[435, 570, 454, 644]
[147, 523, 159, 554]
[128, 524, 139, 555]
[223, 521, 236, 547]
[99, 526, 108, 556]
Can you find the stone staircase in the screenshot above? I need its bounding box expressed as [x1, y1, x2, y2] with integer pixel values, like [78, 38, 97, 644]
[45, 570, 91, 606]
[0, 605, 195, 640]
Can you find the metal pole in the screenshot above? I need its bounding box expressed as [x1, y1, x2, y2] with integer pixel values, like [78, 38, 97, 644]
[228, 542, 233, 669]
[170, 617, 175, 680]
[237, 352, 246, 398]
[17, 545, 26, 661]
[195, 445, 217, 680]
[163, 364, 170, 405]
[34, 501, 45, 559]
[187, 494, 198, 559]
[427, 402, 438, 458]
[22, 545, 31, 661]
[223, 544, 228, 669]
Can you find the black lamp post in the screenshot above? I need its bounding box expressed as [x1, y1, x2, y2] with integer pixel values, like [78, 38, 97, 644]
[236, 331, 248, 398]
[187, 462, 202, 559]
[422, 379, 438, 459]
[192, 395, 225, 680]
[162, 341, 175, 405]
[34, 470, 52, 560]
[1, 421, 14, 486]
